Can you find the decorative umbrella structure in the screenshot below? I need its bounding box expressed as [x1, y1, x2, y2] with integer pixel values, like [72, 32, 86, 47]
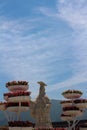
[1, 81, 33, 130]
[60, 90, 87, 130]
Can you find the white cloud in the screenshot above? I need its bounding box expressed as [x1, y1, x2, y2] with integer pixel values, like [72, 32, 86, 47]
[1, 0, 87, 99]
[46, 0, 87, 95]
[47, 71, 87, 92]
[57, 0, 87, 30]
[57, 0, 87, 74]
[0, 16, 70, 98]
[0, 17, 69, 77]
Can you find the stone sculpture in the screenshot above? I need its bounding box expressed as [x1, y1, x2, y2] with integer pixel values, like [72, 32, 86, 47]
[30, 81, 52, 128]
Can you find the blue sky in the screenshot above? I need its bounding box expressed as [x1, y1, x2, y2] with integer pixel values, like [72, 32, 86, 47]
[0, 0, 87, 101]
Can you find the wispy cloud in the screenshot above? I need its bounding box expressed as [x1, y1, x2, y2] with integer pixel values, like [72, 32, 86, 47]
[57, 0, 87, 30]
[50, 0, 87, 94]
[37, 0, 87, 96]
[0, 0, 87, 99]
[0, 15, 70, 98]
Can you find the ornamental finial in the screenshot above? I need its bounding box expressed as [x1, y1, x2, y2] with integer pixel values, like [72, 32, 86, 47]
[37, 81, 47, 87]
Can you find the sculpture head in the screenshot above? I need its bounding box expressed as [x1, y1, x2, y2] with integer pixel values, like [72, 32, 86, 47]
[37, 81, 47, 97]
[37, 81, 47, 87]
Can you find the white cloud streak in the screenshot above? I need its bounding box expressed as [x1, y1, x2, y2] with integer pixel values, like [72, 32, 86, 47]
[58, 0, 87, 30]
[1, 0, 87, 99]
[37, 0, 87, 96]
[47, 0, 87, 94]
[0, 15, 70, 98]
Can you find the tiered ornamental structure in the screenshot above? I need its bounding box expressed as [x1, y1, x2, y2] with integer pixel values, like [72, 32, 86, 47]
[74, 99, 87, 130]
[0, 81, 68, 130]
[3, 81, 33, 130]
[60, 90, 84, 130]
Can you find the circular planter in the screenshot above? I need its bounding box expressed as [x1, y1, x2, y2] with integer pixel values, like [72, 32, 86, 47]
[61, 114, 75, 121]
[8, 96, 31, 102]
[63, 93, 82, 99]
[7, 106, 29, 112]
[63, 110, 83, 116]
[60, 100, 73, 107]
[76, 103, 87, 109]
[7, 85, 29, 92]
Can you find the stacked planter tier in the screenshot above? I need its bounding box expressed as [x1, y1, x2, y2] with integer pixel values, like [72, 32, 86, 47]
[79, 124, 87, 130]
[63, 106, 82, 116]
[6, 102, 30, 112]
[4, 91, 31, 102]
[61, 100, 73, 107]
[74, 99, 87, 109]
[62, 90, 83, 99]
[4, 81, 33, 130]
[6, 81, 29, 92]
[61, 114, 75, 121]
[61, 89, 83, 130]
[61, 90, 83, 120]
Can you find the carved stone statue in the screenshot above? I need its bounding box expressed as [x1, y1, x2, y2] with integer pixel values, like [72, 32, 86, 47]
[30, 81, 52, 128]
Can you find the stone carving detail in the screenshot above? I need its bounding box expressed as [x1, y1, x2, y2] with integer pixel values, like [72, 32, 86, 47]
[30, 81, 52, 128]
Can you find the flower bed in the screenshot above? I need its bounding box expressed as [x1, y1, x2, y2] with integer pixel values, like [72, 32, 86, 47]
[7, 85, 29, 92]
[60, 100, 73, 107]
[62, 90, 83, 99]
[63, 106, 82, 116]
[6, 81, 29, 91]
[4, 91, 31, 97]
[6, 102, 29, 107]
[4, 92, 31, 102]
[8, 96, 31, 102]
[6, 102, 29, 112]
[6, 81, 28, 87]
[74, 99, 87, 108]
[63, 106, 79, 111]
[61, 114, 75, 121]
